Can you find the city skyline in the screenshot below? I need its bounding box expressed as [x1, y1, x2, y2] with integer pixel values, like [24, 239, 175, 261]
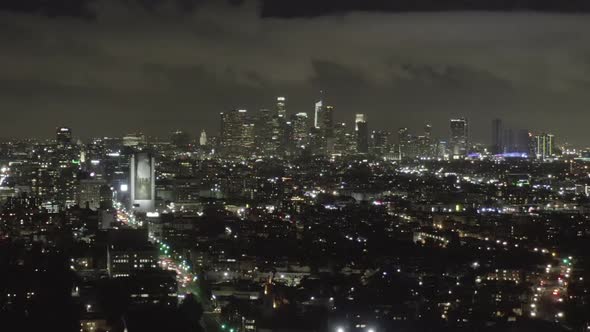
[2, 2, 590, 143]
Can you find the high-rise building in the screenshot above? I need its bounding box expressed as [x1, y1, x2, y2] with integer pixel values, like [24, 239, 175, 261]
[255, 109, 280, 156]
[450, 118, 469, 158]
[398, 128, 420, 160]
[321, 105, 334, 137]
[220, 109, 250, 157]
[242, 123, 256, 154]
[312, 98, 335, 155]
[355, 114, 367, 131]
[199, 130, 207, 146]
[418, 124, 433, 158]
[130, 152, 155, 212]
[371, 130, 389, 157]
[292, 113, 309, 148]
[424, 124, 432, 140]
[56, 127, 72, 145]
[492, 118, 503, 154]
[282, 120, 295, 156]
[398, 127, 412, 159]
[276, 97, 287, 119]
[436, 140, 449, 159]
[356, 120, 369, 154]
[532, 133, 555, 159]
[314, 100, 323, 129]
[333, 122, 349, 155]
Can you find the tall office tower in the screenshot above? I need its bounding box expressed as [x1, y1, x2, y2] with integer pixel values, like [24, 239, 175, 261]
[312, 98, 335, 155]
[276, 97, 287, 119]
[333, 122, 349, 155]
[56, 127, 72, 145]
[242, 123, 256, 154]
[130, 152, 155, 212]
[314, 100, 323, 129]
[220, 109, 249, 157]
[418, 124, 433, 158]
[424, 123, 432, 140]
[398, 127, 410, 159]
[292, 112, 309, 148]
[546, 133, 554, 157]
[355, 114, 367, 131]
[356, 120, 369, 154]
[371, 130, 389, 157]
[321, 105, 335, 137]
[255, 109, 280, 156]
[199, 130, 207, 146]
[282, 120, 295, 156]
[436, 140, 449, 159]
[170, 130, 190, 148]
[308, 127, 325, 155]
[492, 118, 503, 154]
[450, 118, 469, 158]
[533, 133, 555, 159]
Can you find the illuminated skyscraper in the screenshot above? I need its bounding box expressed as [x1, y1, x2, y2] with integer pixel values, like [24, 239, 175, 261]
[220, 109, 250, 157]
[398, 128, 419, 160]
[199, 130, 207, 146]
[314, 100, 323, 129]
[276, 97, 287, 119]
[356, 120, 369, 154]
[333, 122, 348, 155]
[371, 130, 389, 157]
[255, 109, 280, 156]
[130, 152, 155, 212]
[533, 133, 555, 159]
[424, 124, 432, 141]
[56, 127, 72, 145]
[450, 118, 469, 158]
[321, 105, 334, 136]
[242, 123, 256, 154]
[355, 114, 366, 131]
[418, 124, 433, 158]
[292, 112, 309, 147]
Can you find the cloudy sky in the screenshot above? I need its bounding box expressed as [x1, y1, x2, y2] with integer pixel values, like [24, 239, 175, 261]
[2, 0, 590, 145]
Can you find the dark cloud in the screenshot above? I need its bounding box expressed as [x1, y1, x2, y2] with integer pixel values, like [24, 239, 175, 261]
[0, 0, 96, 18]
[5, 0, 590, 20]
[260, 0, 590, 17]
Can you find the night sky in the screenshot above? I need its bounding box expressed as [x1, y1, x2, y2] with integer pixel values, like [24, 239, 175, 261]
[2, 0, 590, 144]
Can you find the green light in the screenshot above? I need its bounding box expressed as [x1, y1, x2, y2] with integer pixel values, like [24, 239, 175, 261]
[563, 259, 569, 264]
[229, 329, 234, 332]
[221, 324, 226, 329]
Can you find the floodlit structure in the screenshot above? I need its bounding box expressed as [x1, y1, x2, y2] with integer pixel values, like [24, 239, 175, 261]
[130, 152, 155, 212]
